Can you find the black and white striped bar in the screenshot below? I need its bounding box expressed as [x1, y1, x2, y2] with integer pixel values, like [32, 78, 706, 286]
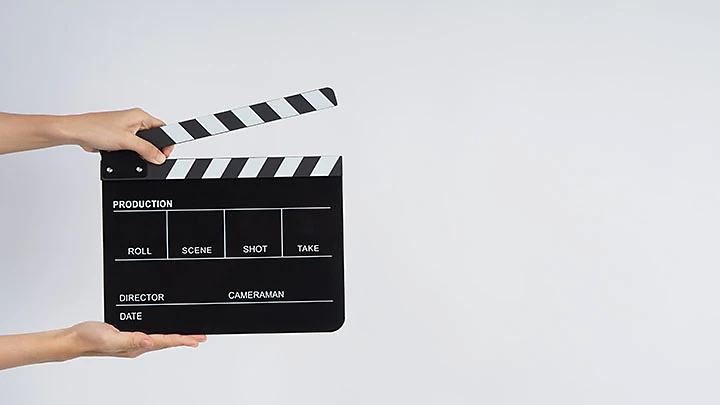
[143, 156, 342, 180]
[138, 88, 337, 149]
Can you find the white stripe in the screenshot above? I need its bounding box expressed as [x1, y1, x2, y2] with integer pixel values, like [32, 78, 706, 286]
[114, 206, 330, 213]
[162, 123, 194, 143]
[238, 157, 266, 178]
[202, 158, 231, 179]
[166, 159, 195, 179]
[115, 256, 332, 262]
[116, 299, 334, 307]
[231, 106, 264, 126]
[267, 98, 299, 118]
[165, 212, 169, 259]
[196, 114, 228, 135]
[311, 156, 339, 176]
[302, 90, 334, 110]
[274, 157, 303, 177]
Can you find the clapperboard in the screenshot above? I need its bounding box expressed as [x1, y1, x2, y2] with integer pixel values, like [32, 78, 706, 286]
[99, 88, 344, 335]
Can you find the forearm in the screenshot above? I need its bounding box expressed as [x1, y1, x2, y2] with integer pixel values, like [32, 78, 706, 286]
[0, 112, 75, 154]
[0, 328, 80, 370]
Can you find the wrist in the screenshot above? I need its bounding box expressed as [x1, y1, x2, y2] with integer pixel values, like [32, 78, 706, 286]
[49, 327, 84, 362]
[48, 114, 80, 146]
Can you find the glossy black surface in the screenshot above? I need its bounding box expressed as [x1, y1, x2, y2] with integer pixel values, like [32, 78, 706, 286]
[101, 176, 344, 335]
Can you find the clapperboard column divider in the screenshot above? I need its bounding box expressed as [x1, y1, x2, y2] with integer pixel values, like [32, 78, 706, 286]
[165, 212, 169, 260]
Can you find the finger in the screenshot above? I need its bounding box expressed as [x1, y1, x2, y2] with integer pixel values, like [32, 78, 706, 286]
[161, 144, 174, 157]
[126, 331, 154, 350]
[169, 334, 203, 347]
[147, 334, 176, 350]
[150, 334, 201, 349]
[81, 146, 99, 153]
[120, 134, 166, 165]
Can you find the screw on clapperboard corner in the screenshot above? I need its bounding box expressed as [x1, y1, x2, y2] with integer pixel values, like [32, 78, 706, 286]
[106, 167, 113, 173]
[136, 166, 143, 173]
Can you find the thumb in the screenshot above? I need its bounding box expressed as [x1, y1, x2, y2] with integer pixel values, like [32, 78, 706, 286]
[140, 113, 166, 130]
[131, 108, 166, 131]
[122, 134, 167, 165]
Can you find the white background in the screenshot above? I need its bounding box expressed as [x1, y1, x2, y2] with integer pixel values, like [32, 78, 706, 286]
[1, 1, 719, 403]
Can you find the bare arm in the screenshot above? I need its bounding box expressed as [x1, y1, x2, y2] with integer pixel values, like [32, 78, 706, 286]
[0, 322, 206, 371]
[0, 107, 199, 371]
[0, 108, 173, 163]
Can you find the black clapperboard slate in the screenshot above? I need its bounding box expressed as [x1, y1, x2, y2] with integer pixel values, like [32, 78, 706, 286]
[99, 88, 344, 335]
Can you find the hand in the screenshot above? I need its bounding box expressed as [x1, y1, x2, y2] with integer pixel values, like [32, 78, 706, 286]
[69, 321, 206, 359]
[64, 108, 174, 164]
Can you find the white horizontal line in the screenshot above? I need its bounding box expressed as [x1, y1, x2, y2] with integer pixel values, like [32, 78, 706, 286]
[115, 255, 332, 262]
[116, 299, 334, 307]
[281, 207, 331, 211]
[113, 206, 331, 213]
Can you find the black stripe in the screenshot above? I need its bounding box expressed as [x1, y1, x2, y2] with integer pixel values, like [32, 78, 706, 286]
[257, 157, 284, 178]
[186, 158, 212, 179]
[293, 156, 320, 177]
[137, 127, 175, 149]
[285, 94, 316, 114]
[329, 157, 342, 177]
[319, 87, 338, 106]
[221, 158, 248, 178]
[147, 159, 176, 180]
[180, 119, 211, 139]
[215, 111, 246, 131]
[250, 102, 281, 122]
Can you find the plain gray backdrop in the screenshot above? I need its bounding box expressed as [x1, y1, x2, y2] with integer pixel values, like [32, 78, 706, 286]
[1, 0, 719, 403]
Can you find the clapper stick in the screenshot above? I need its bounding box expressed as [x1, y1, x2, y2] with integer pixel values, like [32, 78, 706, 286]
[138, 87, 337, 149]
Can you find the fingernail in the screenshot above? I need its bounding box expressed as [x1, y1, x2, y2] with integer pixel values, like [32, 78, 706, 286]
[156, 152, 166, 164]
